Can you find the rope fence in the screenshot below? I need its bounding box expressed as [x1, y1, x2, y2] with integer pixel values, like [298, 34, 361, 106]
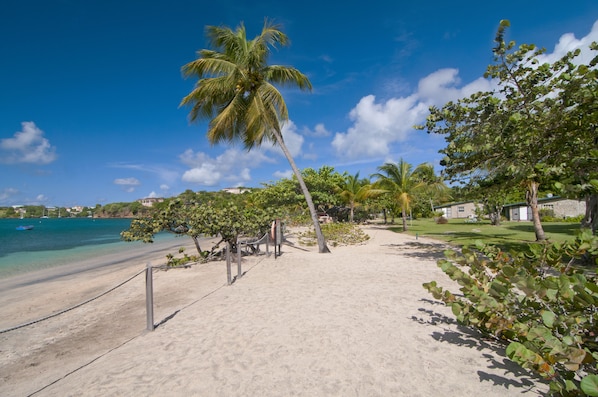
[1, 230, 280, 335]
[0, 267, 147, 334]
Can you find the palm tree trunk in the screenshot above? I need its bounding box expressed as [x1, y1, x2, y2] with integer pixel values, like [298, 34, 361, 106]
[401, 207, 408, 231]
[273, 130, 330, 253]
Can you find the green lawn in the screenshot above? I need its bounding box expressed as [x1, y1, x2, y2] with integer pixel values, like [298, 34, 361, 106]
[388, 218, 583, 252]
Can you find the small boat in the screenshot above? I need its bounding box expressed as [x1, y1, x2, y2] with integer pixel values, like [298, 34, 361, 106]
[16, 225, 34, 231]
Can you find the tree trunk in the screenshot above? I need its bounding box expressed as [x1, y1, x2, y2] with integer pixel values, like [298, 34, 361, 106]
[401, 207, 408, 232]
[273, 131, 330, 253]
[582, 194, 598, 234]
[526, 181, 546, 241]
[192, 236, 203, 256]
[349, 202, 355, 223]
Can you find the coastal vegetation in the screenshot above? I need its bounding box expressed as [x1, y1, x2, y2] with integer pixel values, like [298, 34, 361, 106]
[420, 21, 598, 396]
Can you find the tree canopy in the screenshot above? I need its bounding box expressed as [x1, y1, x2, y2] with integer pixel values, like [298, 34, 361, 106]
[419, 20, 598, 239]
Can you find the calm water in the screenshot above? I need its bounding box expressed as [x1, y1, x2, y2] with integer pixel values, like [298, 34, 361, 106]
[0, 218, 155, 278]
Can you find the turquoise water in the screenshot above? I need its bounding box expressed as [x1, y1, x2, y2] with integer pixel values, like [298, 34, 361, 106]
[0, 218, 162, 278]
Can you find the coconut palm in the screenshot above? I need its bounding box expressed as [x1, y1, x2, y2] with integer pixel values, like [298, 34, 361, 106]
[337, 172, 383, 222]
[372, 159, 432, 231]
[180, 20, 330, 253]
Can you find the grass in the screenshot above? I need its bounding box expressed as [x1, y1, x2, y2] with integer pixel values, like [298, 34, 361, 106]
[388, 218, 582, 252]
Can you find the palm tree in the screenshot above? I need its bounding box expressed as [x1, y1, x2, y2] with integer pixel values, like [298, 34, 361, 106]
[410, 162, 451, 213]
[337, 172, 383, 222]
[180, 20, 330, 253]
[372, 159, 431, 232]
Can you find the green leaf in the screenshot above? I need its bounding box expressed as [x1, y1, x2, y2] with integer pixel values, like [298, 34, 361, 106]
[581, 374, 598, 396]
[541, 310, 556, 328]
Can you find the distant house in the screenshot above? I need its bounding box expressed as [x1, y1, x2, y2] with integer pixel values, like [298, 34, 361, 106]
[137, 197, 164, 207]
[434, 201, 480, 219]
[503, 196, 586, 221]
[221, 187, 251, 194]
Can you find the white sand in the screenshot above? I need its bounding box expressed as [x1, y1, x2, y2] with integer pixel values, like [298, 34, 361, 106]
[0, 226, 548, 396]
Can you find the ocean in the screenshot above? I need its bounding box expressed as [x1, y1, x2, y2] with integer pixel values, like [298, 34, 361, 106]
[0, 218, 172, 278]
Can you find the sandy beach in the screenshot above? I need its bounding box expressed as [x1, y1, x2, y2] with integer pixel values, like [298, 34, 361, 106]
[0, 226, 548, 396]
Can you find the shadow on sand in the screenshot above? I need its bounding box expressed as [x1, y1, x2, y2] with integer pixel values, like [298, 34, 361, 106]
[412, 299, 548, 394]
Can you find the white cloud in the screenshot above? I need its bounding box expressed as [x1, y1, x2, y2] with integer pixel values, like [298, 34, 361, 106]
[332, 94, 428, 159]
[160, 184, 170, 191]
[179, 147, 272, 186]
[417, 69, 493, 106]
[273, 169, 293, 179]
[0, 121, 57, 164]
[301, 123, 331, 137]
[114, 177, 140, 193]
[182, 163, 222, 186]
[331, 20, 598, 163]
[537, 20, 598, 65]
[266, 120, 304, 158]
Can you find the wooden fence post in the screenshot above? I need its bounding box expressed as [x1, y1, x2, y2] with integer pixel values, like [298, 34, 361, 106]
[236, 236, 242, 279]
[145, 264, 154, 331]
[226, 241, 232, 285]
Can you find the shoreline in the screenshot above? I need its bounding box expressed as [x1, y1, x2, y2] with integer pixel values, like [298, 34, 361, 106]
[0, 226, 548, 396]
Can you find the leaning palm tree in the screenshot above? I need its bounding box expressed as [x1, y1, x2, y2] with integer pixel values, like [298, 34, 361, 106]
[372, 159, 430, 232]
[180, 20, 330, 253]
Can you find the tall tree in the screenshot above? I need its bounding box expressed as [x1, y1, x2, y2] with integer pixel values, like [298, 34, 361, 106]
[552, 42, 598, 234]
[420, 20, 596, 240]
[337, 172, 383, 223]
[372, 159, 430, 231]
[180, 20, 330, 252]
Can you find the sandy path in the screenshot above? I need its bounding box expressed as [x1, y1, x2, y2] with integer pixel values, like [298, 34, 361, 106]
[0, 226, 548, 396]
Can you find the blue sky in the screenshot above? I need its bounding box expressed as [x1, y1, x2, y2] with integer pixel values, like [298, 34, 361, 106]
[1, 1, 597, 207]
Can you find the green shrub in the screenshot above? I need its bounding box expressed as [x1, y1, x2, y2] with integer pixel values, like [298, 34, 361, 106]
[424, 229, 598, 396]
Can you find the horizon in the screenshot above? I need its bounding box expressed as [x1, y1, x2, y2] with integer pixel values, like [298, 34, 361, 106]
[1, 1, 597, 207]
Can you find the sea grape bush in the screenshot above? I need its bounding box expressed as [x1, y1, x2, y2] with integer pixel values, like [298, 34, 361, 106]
[121, 198, 276, 262]
[423, 229, 598, 396]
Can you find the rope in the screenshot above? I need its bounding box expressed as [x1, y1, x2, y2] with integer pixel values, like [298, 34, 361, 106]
[0, 267, 147, 334]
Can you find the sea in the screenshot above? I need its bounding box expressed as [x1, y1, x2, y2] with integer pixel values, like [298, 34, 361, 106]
[0, 217, 175, 279]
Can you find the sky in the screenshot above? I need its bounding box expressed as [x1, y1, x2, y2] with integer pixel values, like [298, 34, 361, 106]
[1, 0, 597, 208]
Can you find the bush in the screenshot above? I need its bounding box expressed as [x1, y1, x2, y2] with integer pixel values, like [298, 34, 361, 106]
[436, 216, 448, 224]
[423, 230, 598, 396]
[298, 222, 370, 247]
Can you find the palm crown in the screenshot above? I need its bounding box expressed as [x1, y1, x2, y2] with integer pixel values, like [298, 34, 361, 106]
[180, 20, 312, 149]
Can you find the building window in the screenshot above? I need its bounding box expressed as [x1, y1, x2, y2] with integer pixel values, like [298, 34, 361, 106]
[458, 206, 465, 212]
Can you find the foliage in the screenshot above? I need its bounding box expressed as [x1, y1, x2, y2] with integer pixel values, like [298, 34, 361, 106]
[95, 202, 151, 218]
[436, 216, 448, 224]
[251, 166, 346, 220]
[423, 230, 598, 396]
[165, 247, 200, 268]
[372, 159, 440, 231]
[298, 222, 370, 247]
[121, 197, 276, 263]
[180, 19, 330, 253]
[336, 172, 384, 223]
[418, 20, 598, 241]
